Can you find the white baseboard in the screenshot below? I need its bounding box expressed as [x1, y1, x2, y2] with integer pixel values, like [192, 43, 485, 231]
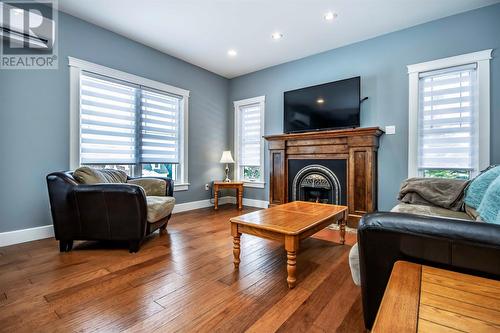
[243, 198, 269, 208]
[222, 196, 269, 208]
[172, 196, 231, 214]
[172, 196, 269, 213]
[0, 225, 54, 248]
[0, 196, 269, 247]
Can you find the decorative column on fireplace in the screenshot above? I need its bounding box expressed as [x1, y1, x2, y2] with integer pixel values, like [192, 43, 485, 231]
[264, 127, 383, 227]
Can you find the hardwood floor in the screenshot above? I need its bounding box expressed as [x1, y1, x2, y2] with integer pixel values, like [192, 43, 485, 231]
[0, 205, 363, 333]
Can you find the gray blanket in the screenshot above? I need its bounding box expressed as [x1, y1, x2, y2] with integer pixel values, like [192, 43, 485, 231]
[398, 177, 470, 211]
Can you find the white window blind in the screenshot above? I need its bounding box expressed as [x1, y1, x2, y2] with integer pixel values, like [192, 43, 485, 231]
[140, 89, 182, 164]
[79, 72, 182, 165]
[417, 64, 478, 172]
[80, 72, 137, 164]
[239, 103, 262, 167]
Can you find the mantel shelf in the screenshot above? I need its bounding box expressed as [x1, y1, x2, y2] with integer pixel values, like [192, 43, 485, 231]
[264, 127, 384, 141]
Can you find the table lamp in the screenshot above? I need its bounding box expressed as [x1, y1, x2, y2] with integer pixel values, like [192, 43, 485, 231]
[220, 150, 235, 182]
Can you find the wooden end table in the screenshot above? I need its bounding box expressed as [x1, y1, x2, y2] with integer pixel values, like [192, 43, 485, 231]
[213, 181, 244, 210]
[230, 201, 348, 288]
[372, 261, 500, 332]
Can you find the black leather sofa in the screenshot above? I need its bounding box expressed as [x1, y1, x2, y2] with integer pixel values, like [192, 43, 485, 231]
[46, 171, 174, 253]
[357, 212, 500, 329]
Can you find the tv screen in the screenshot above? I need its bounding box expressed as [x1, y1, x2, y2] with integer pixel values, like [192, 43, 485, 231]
[284, 77, 360, 133]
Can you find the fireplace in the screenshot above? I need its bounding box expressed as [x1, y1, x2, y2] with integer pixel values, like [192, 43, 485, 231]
[264, 127, 382, 226]
[288, 160, 347, 206]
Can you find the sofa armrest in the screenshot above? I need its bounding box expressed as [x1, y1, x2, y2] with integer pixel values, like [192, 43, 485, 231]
[358, 212, 500, 329]
[128, 176, 174, 197]
[71, 183, 148, 240]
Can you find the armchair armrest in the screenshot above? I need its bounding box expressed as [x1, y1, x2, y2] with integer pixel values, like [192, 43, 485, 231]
[72, 183, 148, 240]
[357, 212, 500, 329]
[127, 176, 174, 197]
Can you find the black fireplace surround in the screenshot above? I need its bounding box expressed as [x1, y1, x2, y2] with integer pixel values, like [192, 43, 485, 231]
[288, 159, 347, 205]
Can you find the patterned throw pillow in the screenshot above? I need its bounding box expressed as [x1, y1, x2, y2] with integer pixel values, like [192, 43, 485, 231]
[464, 166, 500, 209]
[477, 176, 500, 224]
[73, 166, 128, 184]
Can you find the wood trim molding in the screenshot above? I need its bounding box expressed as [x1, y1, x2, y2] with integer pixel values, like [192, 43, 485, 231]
[67, 57, 190, 187]
[68, 56, 190, 97]
[407, 50, 492, 178]
[0, 225, 55, 247]
[264, 127, 383, 141]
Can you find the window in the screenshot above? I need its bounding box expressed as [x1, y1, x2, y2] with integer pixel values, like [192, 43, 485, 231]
[407, 50, 491, 180]
[69, 57, 189, 191]
[234, 96, 265, 187]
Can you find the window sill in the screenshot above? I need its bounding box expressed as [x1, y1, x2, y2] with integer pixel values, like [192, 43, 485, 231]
[174, 183, 190, 192]
[242, 181, 265, 189]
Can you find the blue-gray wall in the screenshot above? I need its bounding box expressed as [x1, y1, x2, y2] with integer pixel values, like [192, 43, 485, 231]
[1, 5, 499, 234]
[228, 4, 500, 210]
[0, 12, 229, 233]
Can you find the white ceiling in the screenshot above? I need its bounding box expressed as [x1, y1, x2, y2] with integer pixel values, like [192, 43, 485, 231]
[58, 0, 499, 78]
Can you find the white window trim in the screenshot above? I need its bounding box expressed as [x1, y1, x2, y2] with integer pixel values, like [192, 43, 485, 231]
[68, 56, 190, 191]
[407, 49, 492, 178]
[234, 96, 266, 188]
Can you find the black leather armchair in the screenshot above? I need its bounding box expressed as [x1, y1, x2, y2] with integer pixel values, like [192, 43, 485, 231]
[46, 171, 174, 253]
[358, 212, 500, 329]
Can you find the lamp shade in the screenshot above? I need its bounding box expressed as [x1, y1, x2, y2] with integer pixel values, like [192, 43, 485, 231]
[220, 150, 235, 164]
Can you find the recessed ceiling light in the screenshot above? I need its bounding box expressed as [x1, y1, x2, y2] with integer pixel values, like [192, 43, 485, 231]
[271, 32, 283, 40]
[324, 11, 337, 21]
[227, 49, 237, 57]
[316, 98, 325, 104]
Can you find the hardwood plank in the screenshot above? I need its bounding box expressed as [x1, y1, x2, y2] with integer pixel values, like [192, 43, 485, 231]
[313, 274, 360, 331]
[197, 274, 292, 332]
[276, 254, 352, 332]
[335, 296, 367, 333]
[371, 261, 421, 333]
[0, 292, 6, 305]
[245, 287, 311, 333]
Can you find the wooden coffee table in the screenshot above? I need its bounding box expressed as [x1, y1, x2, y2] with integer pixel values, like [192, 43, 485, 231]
[230, 201, 348, 288]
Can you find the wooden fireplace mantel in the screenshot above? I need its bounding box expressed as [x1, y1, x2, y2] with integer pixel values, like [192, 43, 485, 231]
[264, 127, 383, 227]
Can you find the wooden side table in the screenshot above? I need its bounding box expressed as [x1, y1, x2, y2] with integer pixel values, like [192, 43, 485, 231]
[372, 261, 500, 332]
[213, 181, 244, 210]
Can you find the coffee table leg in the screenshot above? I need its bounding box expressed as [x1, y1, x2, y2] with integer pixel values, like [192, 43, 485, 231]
[286, 251, 297, 288]
[231, 223, 241, 269]
[339, 219, 346, 245]
[285, 235, 299, 289]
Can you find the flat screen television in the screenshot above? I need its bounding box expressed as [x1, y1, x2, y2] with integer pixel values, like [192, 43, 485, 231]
[284, 76, 360, 133]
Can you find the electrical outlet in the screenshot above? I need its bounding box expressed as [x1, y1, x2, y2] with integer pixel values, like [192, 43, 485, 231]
[385, 125, 396, 135]
[205, 184, 210, 191]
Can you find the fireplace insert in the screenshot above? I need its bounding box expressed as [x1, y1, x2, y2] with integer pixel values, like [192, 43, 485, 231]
[288, 159, 347, 205]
